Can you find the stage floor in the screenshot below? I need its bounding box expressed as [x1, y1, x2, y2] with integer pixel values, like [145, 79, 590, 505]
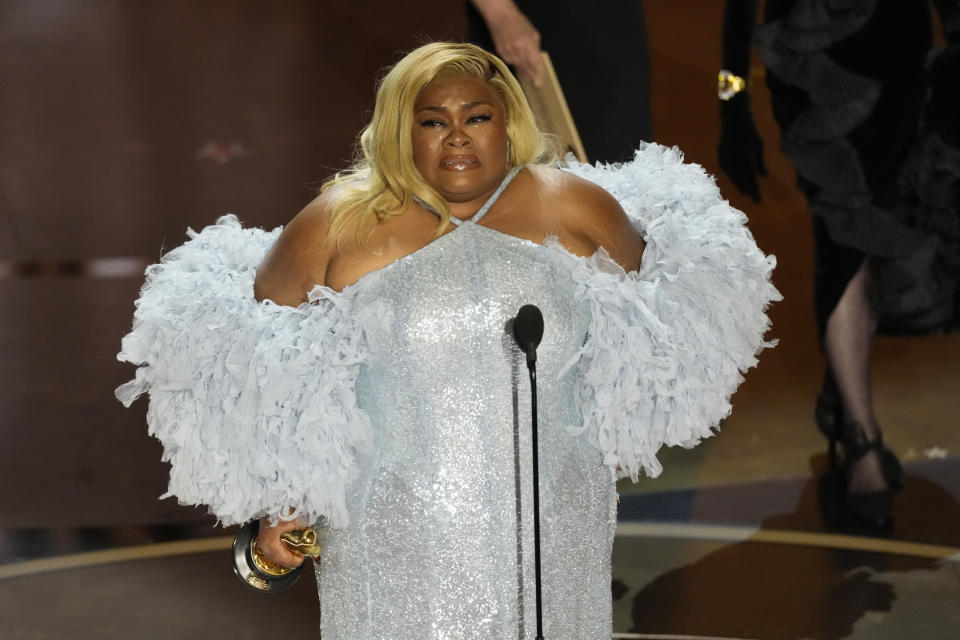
[2, 514, 959, 639]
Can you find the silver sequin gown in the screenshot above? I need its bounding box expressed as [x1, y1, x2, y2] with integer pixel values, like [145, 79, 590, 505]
[316, 170, 615, 639]
[116, 147, 780, 640]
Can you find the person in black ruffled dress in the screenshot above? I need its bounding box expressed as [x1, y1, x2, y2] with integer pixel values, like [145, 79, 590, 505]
[719, 0, 960, 525]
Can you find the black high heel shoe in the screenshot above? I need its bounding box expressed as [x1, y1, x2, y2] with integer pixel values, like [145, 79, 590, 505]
[815, 377, 904, 490]
[839, 421, 903, 524]
[815, 379, 842, 468]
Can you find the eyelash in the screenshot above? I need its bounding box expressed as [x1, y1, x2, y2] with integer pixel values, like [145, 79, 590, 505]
[418, 114, 493, 127]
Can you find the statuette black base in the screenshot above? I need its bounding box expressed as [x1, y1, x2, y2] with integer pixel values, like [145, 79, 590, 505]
[232, 520, 305, 593]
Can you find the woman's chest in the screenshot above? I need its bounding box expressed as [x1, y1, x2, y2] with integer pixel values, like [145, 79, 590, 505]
[350, 229, 590, 383]
[323, 199, 594, 293]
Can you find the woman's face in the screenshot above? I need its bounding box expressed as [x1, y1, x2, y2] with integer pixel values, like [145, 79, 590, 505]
[411, 75, 510, 207]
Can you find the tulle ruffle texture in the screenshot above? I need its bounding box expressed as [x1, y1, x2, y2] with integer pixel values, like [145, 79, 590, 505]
[560, 146, 779, 480]
[117, 144, 779, 522]
[116, 216, 388, 527]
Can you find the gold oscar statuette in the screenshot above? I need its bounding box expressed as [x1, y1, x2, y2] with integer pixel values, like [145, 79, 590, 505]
[232, 521, 322, 593]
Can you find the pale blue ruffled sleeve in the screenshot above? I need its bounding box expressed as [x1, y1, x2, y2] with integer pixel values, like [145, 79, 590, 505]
[116, 215, 386, 527]
[561, 144, 781, 480]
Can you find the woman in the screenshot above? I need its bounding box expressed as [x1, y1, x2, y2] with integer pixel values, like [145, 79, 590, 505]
[118, 43, 778, 639]
[719, 0, 959, 525]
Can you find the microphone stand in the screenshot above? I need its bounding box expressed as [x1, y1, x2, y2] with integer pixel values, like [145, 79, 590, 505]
[528, 353, 544, 640]
[514, 304, 546, 640]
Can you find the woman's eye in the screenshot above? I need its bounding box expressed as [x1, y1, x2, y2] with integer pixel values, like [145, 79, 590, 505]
[419, 119, 444, 128]
[468, 114, 492, 124]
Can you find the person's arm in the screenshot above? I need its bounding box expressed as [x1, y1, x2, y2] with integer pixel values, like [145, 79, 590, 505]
[933, 0, 960, 43]
[552, 172, 645, 272]
[251, 201, 333, 568]
[469, 0, 544, 85]
[254, 196, 332, 305]
[718, 0, 767, 202]
[925, 11, 960, 148]
[722, 0, 756, 76]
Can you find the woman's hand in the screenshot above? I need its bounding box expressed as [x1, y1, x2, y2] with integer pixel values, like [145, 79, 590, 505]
[257, 516, 307, 569]
[472, 0, 544, 86]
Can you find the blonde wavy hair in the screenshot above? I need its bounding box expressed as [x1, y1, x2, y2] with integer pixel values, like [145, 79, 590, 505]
[322, 42, 554, 248]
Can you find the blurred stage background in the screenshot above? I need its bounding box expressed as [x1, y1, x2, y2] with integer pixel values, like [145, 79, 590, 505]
[1, 1, 959, 638]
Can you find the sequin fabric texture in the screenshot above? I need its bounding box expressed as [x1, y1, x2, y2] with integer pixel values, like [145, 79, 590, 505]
[313, 220, 617, 640]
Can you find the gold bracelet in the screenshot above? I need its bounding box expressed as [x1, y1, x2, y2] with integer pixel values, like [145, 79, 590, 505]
[718, 69, 748, 100]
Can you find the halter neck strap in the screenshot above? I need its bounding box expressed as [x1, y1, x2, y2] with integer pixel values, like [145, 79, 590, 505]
[413, 166, 521, 226]
[469, 166, 520, 224]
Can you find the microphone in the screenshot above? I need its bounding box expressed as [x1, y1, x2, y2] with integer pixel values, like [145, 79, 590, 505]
[512, 303, 547, 640]
[513, 304, 544, 368]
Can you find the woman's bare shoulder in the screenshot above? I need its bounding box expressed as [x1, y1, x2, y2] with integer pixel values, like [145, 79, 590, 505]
[526, 166, 614, 204]
[527, 166, 645, 271]
[253, 189, 340, 306]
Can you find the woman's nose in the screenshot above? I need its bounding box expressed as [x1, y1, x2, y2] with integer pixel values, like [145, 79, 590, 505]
[445, 125, 471, 147]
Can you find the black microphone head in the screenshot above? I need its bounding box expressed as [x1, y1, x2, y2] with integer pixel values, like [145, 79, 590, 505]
[513, 304, 544, 351]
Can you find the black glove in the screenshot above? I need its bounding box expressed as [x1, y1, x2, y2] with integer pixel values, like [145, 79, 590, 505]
[926, 45, 960, 149]
[933, 0, 960, 45]
[718, 92, 767, 202]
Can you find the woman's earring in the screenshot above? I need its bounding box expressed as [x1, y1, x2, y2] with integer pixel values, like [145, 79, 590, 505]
[506, 140, 512, 166]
